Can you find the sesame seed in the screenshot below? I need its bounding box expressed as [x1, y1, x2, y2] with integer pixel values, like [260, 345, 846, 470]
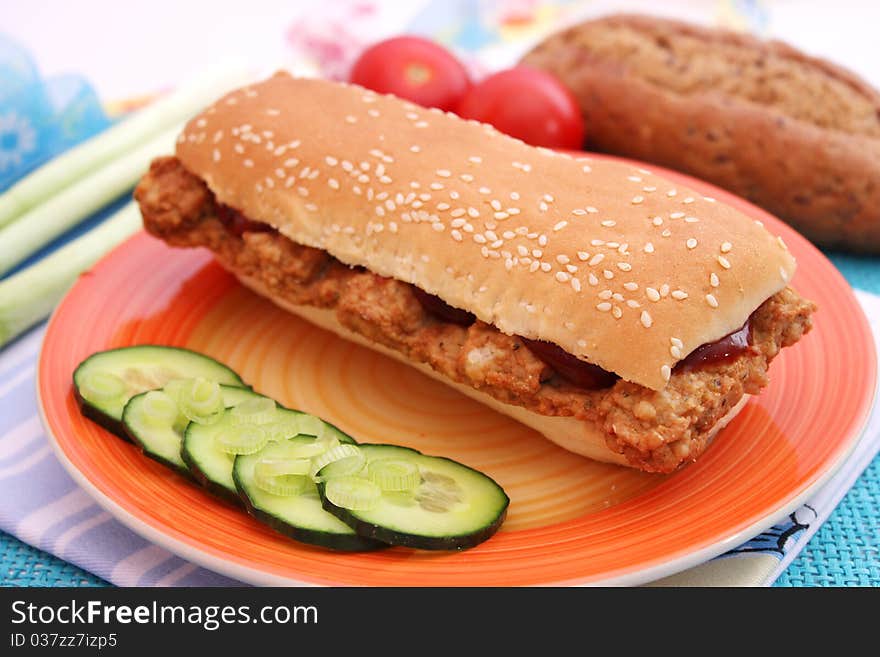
[415, 121, 429, 128]
[571, 278, 582, 292]
[683, 196, 695, 204]
[451, 229, 463, 241]
[612, 306, 623, 319]
[531, 249, 542, 258]
[436, 169, 451, 178]
[704, 196, 717, 203]
[597, 302, 612, 312]
[718, 256, 731, 269]
[460, 173, 474, 182]
[671, 290, 688, 300]
[566, 264, 578, 274]
[305, 203, 318, 212]
[468, 156, 482, 164]
[670, 212, 685, 219]
[467, 207, 480, 218]
[721, 242, 732, 253]
[450, 208, 466, 218]
[345, 115, 357, 124]
[632, 196, 644, 204]
[436, 202, 450, 211]
[367, 109, 380, 117]
[297, 186, 309, 197]
[529, 261, 540, 272]
[777, 236, 787, 250]
[430, 182, 444, 191]
[577, 251, 590, 261]
[586, 206, 599, 214]
[479, 186, 491, 194]
[780, 266, 789, 281]
[601, 220, 616, 227]
[243, 159, 254, 168]
[474, 234, 487, 244]
[449, 191, 460, 200]
[671, 345, 682, 359]
[661, 365, 671, 382]
[554, 221, 568, 231]
[540, 202, 549, 212]
[432, 223, 444, 232]
[627, 175, 642, 182]
[706, 294, 719, 308]
[375, 206, 385, 217]
[627, 300, 641, 309]
[490, 200, 502, 211]
[667, 189, 677, 197]
[589, 253, 605, 266]
[661, 229, 672, 238]
[234, 143, 245, 154]
[540, 262, 552, 272]
[686, 238, 698, 249]
[603, 270, 614, 280]
[617, 262, 632, 272]
[624, 282, 639, 292]
[555, 272, 571, 283]
[646, 287, 660, 302]
[212, 148, 221, 162]
[652, 217, 663, 226]
[598, 289, 613, 300]
[685, 216, 699, 223]
[588, 273, 599, 286]
[644, 242, 655, 253]
[582, 165, 592, 173]
[577, 339, 587, 348]
[495, 212, 510, 220]
[572, 209, 587, 216]
[643, 186, 657, 192]
[710, 273, 720, 287]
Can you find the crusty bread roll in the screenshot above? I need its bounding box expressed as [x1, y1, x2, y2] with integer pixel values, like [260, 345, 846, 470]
[520, 13, 880, 252]
[175, 72, 794, 391]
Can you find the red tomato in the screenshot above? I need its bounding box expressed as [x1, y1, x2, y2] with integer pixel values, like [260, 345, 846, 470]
[349, 36, 471, 111]
[456, 67, 585, 149]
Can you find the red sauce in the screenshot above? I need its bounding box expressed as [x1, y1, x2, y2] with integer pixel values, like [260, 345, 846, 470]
[412, 288, 476, 327]
[675, 319, 753, 372]
[522, 339, 619, 389]
[217, 204, 275, 237]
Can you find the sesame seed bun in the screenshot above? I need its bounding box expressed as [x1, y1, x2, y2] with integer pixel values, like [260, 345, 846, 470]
[175, 72, 795, 390]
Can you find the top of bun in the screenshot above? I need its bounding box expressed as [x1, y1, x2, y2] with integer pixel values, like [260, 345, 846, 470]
[175, 72, 795, 390]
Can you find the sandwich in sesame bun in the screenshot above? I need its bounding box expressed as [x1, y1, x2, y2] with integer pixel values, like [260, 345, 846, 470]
[135, 72, 815, 474]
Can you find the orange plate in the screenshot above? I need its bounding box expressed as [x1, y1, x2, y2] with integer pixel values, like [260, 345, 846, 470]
[38, 155, 875, 586]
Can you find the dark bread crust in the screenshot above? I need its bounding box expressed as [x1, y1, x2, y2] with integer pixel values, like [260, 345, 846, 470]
[521, 13, 880, 252]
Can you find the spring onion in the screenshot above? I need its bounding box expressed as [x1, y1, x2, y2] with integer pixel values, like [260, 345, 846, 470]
[0, 63, 253, 228]
[178, 378, 224, 425]
[368, 459, 421, 492]
[229, 397, 277, 425]
[310, 444, 366, 481]
[324, 476, 382, 511]
[138, 390, 181, 427]
[79, 371, 127, 405]
[216, 424, 269, 455]
[0, 201, 141, 348]
[0, 124, 180, 276]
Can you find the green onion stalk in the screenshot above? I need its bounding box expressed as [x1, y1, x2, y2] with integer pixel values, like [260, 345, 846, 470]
[0, 63, 252, 228]
[0, 124, 180, 277]
[0, 201, 142, 348]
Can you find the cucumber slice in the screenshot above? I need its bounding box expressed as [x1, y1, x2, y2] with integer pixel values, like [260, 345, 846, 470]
[318, 444, 509, 551]
[125, 385, 265, 479]
[74, 345, 246, 439]
[234, 437, 383, 552]
[183, 405, 308, 502]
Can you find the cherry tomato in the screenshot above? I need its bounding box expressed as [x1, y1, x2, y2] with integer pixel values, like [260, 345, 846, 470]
[349, 36, 471, 111]
[456, 67, 585, 149]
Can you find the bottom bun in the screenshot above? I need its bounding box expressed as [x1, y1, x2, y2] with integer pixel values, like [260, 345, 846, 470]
[237, 274, 749, 470]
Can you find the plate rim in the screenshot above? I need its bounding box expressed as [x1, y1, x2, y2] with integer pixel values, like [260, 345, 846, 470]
[35, 154, 878, 587]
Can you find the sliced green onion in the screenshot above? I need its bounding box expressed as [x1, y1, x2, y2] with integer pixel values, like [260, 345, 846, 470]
[368, 459, 421, 492]
[324, 476, 382, 511]
[80, 371, 127, 403]
[0, 125, 182, 276]
[296, 414, 326, 439]
[312, 445, 366, 481]
[253, 470, 311, 496]
[272, 433, 340, 458]
[0, 202, 141, 348]
[161, 378, 188, 403]
[229, 397, 277, 425]
[215, 424, 268, 455]
[0, 63, 253, 229]
[178, 378, 223, 425]
[255, 457, 312, 477]
[261, 417, 305, 443]
[138, 390, 180, 427]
